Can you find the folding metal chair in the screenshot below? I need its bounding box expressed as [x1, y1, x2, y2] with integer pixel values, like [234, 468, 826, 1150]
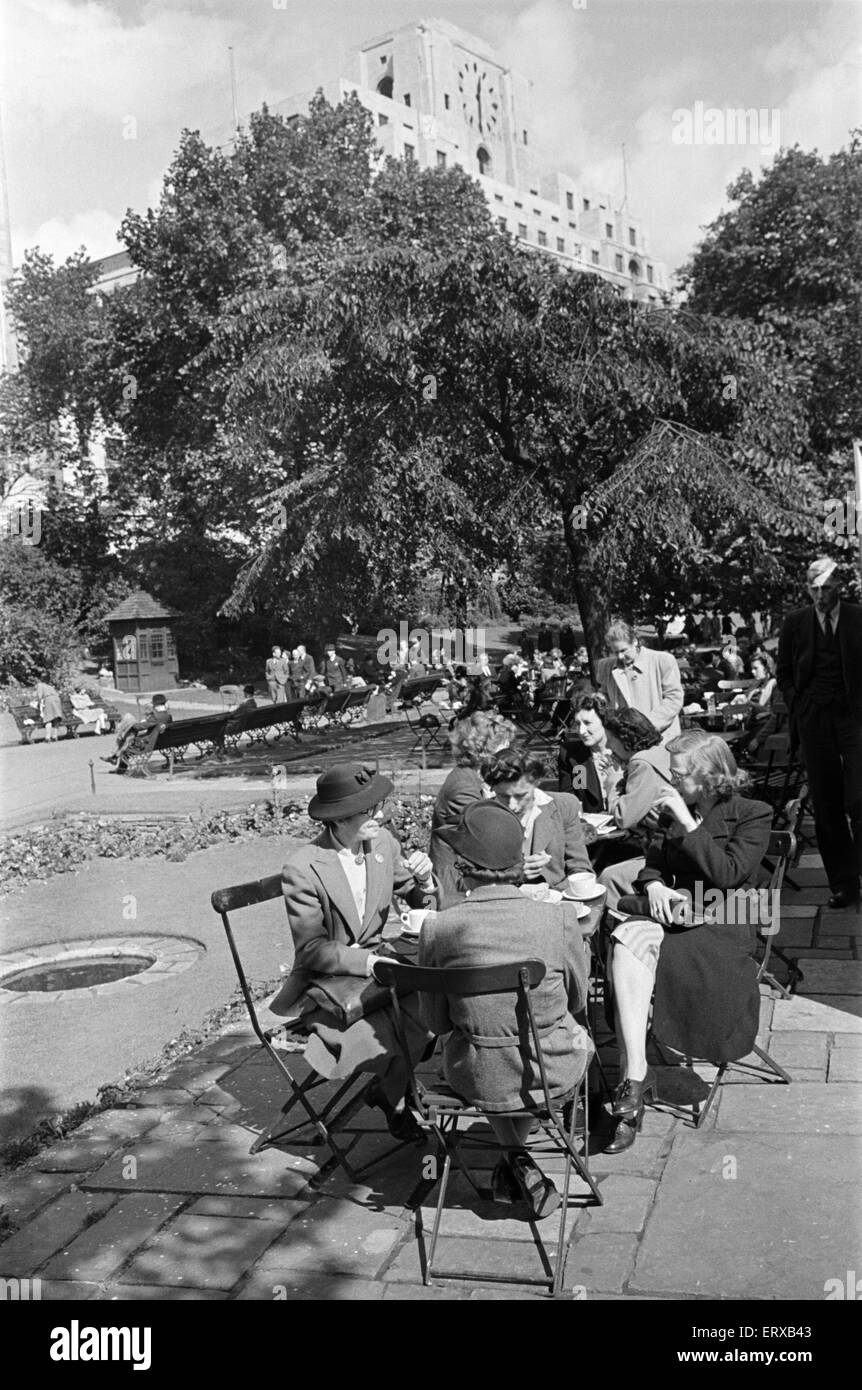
[374, 958, 603, 1296]
[211, 874, 403, 1183]
[756, 828, 804, 999]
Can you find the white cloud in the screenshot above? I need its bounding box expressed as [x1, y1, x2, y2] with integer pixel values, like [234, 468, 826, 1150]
[7, 0, 238, 125]
[15, 208, 124, 264]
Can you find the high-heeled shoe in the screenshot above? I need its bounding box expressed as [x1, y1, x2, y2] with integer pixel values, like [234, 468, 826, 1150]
[612, 1067, 658, 1118]
[604, 1104, 646, 1154]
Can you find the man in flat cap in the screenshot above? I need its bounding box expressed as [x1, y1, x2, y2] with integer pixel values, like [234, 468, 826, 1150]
[777, 559, 862, 908]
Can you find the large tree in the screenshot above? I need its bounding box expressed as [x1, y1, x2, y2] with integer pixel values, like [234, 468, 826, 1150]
[678, 134, 862, 460]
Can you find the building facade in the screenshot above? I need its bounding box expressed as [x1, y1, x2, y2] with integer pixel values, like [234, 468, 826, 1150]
[284, 19, 668, 302]
[93, 18, 667, 303]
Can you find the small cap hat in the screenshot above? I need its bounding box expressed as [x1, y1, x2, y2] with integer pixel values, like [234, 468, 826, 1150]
[438, 801, 524, 870]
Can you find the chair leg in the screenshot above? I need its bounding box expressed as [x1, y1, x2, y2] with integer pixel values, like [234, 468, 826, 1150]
[751, 1042, 792, 1084]
[425, 1144, 454, 1286]
[693, 1063, 726, 1129]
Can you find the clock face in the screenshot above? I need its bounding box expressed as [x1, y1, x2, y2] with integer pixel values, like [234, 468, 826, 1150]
[456, 60, 500, 137]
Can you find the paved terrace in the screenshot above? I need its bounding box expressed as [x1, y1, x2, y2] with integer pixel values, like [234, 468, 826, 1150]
[1, 845, 859, 1302]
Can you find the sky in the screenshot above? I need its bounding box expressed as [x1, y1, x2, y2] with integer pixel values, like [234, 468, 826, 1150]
[2, 0, 860, 280]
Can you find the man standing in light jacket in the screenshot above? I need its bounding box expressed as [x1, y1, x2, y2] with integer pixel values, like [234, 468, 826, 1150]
[596, 620, 683, 744]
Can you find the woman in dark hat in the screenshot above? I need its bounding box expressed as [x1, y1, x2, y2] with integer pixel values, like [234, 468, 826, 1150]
[270, 762, 440, 1135]
[419, 801, 593, 1219]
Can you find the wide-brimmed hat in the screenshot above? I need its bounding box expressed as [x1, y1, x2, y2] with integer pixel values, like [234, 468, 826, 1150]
[308, 763, 393, 821]
[438, 800, 524, 870]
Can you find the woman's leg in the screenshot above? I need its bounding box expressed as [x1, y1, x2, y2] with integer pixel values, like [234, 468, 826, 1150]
[611, 942, 655, 1082]
[488, 1116, 534, 1149]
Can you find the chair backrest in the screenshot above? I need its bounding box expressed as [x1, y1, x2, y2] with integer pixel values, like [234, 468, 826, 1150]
[374, 959, 545, 997]
[211, 874, 285, 1043]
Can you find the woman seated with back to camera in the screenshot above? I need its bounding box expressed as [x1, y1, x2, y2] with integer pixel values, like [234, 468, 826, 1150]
[430, 710, 516, 906]
[559, 693, 673, 877]
[601, 729, 771, 1154]
[419, 800, 593, 1220]
[480, 746, 592, 891]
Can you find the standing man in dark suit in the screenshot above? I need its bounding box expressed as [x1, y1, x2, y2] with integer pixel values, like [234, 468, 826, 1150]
[777, 558, 862, 909]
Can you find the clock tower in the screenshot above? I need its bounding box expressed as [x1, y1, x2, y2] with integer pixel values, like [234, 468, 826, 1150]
[350, 20, 534, 190]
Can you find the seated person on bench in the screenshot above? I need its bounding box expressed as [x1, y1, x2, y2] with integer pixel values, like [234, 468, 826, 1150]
[419, 801, 593, 1220]
[101, 694, 172, 773]
[269, 763, 440, 1139]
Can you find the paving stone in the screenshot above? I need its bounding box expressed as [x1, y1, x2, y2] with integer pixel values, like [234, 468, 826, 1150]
[39, 1281, 102, 1301]
[0, 1190, 116, 1273]
[82, 1132, 316, 1197]
[35, 1109, 165, 1173]
[564, 1233, 639, 1293]
[153, 1061, 240, 1096]
[248, 1198, 406, 1278]
[828, 1051, 862, 1082]
[819, 905, 862, 931]
[589, 1137, 668, 1176]
[833, 1032, 862, 1048]
[787, 868, 829, 887]
[97, 1284, 225, 1301]
[765, 1036, 829, 1069]
[771, 996, 862, 1033]
[631, 1129, 862, 1299]
[771, 923, 815, 947]
[117, 1213, 283, 1290]
[778, 906, 819, 920]
[184, 1196, 302, 1222]
[580, 1176, 656, 1234]
[384, 1228, 567, 1287]
[788, 888, 830, 905]
[382, 1282, 472, 1300]
[716, 1082, 862, 1133]
[413, 1179, 584, 1243]
[124, 1088, 195, 1108]
[41, 1193, 186, 1281]
[805, 995, 862, 1018]
[236, 1273, 386, 1300]
[796, 961, 862, 993]
[0, 1169, 74, 1229]
[792, 948, 854, 958]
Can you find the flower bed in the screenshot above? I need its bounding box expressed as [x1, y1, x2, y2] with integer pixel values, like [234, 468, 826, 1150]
[0, 795, 436, 896]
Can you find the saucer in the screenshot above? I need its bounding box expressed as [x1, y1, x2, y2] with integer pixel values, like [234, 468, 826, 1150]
[563, 882, 607, 902]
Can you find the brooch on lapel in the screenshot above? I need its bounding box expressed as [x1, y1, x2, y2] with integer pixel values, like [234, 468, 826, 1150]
[373, 852, 384, 863]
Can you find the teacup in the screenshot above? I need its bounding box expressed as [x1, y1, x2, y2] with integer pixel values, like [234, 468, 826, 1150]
[399, 908, 428, 937]
[565, 872, 604, 900]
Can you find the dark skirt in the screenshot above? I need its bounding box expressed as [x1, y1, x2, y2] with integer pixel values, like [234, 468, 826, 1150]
[608, 901, 760, 1063]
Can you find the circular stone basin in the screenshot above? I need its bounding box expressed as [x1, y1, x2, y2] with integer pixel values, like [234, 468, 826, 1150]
[3, 954, 156, 993]
[0, 935, 204, 1003]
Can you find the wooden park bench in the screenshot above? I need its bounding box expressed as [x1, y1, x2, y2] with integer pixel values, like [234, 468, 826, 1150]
[9, 693, 121, 744]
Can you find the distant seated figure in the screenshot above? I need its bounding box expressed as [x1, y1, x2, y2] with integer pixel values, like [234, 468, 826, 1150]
[69, 688, 109, 734]
[102, 694, 172, 773]
[233, 684, 258, 714]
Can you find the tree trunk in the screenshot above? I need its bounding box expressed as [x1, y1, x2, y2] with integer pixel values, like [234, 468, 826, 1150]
[563, 510, 609, 686]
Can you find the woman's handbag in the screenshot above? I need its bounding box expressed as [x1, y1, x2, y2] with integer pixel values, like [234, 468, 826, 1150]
[304, 975, 391, 1027]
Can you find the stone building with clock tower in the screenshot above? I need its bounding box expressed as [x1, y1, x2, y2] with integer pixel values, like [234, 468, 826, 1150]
[338, 18, 668, 301]
[93, 18, 668, 303]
